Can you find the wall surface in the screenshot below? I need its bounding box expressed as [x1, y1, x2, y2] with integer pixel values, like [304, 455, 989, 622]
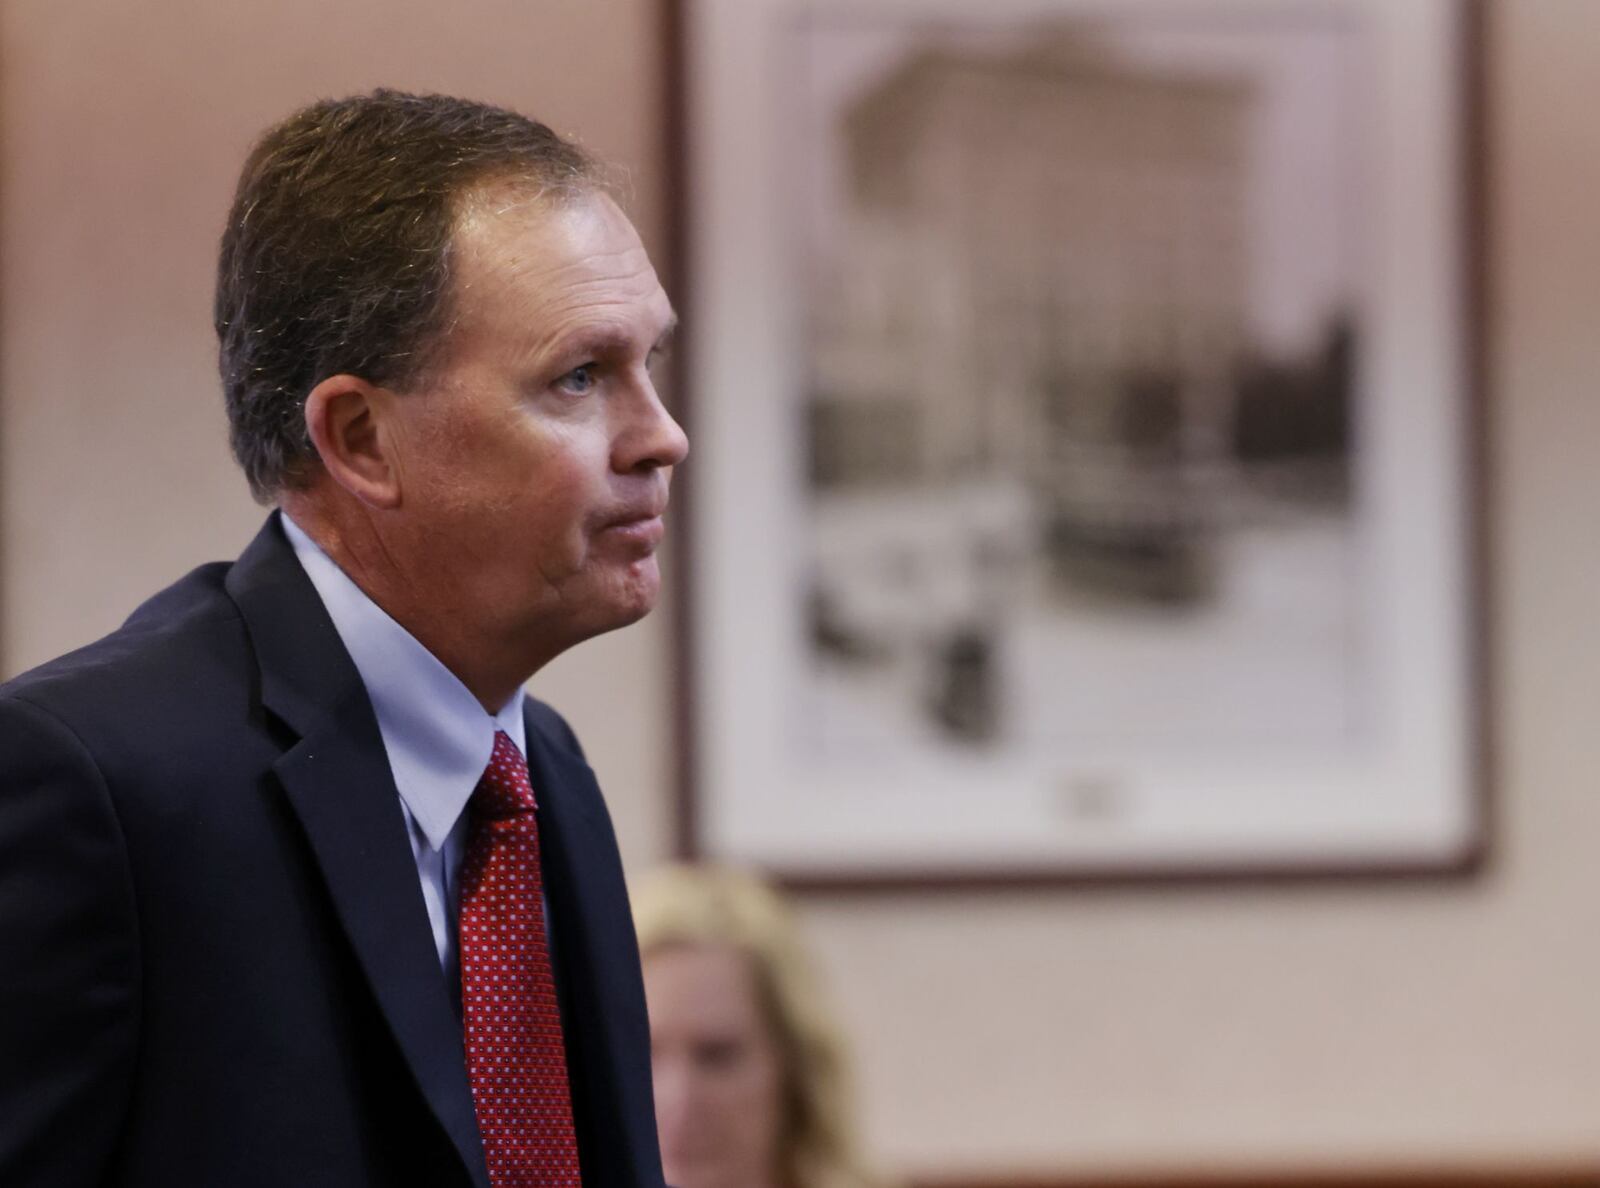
[2, 0, 1597, 1179]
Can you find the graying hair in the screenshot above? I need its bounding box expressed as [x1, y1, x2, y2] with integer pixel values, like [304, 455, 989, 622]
[214, 89, 602, 502]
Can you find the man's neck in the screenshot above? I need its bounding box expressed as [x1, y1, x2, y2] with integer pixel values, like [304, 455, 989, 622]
[279, 496, 545, 712]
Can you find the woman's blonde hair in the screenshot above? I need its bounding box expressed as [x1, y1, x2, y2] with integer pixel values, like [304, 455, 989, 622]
[632, 865, 886, 1188]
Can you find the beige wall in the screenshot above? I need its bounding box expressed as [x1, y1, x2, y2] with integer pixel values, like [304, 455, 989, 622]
[2, 0, 1596, 1178]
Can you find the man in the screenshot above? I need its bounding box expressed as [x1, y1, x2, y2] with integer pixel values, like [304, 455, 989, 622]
[0, 90, 687, 1187]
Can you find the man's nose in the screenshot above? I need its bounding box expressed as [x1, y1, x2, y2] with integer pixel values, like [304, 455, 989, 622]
[618, 378, 690, 472]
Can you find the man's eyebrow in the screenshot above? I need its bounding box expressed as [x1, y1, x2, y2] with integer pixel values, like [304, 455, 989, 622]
[545, 315, 679, 365]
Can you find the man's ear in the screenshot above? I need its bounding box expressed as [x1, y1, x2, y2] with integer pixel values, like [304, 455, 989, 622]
[303, 373, 403, 509]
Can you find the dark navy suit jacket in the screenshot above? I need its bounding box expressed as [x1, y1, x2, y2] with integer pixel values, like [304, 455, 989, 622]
[0, 515, 665, 1187]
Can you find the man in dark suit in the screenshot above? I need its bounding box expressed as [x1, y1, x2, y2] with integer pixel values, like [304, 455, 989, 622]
[0, 90, 687, 1187]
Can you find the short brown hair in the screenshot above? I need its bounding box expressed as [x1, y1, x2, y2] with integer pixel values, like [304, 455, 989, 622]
[214, 89, 600, 501]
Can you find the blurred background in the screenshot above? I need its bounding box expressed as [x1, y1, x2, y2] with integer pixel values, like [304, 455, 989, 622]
[1, 0, 1597, 1182]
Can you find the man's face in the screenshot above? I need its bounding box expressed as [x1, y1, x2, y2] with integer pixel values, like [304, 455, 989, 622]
[386, 188, 687, 660]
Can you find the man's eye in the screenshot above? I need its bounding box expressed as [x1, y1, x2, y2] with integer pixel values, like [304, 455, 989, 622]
[555, 364, 598, 395]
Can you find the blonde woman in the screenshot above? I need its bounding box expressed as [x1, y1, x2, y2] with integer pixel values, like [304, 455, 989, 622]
[632, 865, 889, 1188]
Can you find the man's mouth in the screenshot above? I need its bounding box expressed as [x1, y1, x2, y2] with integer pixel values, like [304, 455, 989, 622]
[598, 509, 666, 551]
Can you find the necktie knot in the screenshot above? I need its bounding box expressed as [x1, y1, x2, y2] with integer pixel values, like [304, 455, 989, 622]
[471, 730, 538, 819]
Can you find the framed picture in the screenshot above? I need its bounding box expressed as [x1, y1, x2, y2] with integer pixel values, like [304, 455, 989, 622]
[671, 0, 1487, 883]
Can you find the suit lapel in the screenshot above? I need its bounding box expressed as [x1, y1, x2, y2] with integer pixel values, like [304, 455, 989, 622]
[526, 711, 665, 1188]
[226, 516, 491, 1188]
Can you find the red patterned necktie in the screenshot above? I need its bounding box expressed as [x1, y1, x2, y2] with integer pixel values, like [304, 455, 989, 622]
[459, 730, 582, 1187]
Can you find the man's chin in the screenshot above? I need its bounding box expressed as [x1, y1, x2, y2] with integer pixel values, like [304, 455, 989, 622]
[586, 562, 663, 634]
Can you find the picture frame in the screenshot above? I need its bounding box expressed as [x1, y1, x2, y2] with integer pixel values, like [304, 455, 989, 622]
[668, 0, 1488, 885]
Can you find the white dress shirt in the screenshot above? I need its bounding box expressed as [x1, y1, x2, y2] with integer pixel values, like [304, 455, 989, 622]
[281, 514, 526, 986]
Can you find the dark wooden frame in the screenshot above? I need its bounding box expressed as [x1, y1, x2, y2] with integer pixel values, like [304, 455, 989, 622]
[663, 0, 1494, 891]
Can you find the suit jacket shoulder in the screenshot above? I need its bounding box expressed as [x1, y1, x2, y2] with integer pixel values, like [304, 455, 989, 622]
[1, 559, 278, 807]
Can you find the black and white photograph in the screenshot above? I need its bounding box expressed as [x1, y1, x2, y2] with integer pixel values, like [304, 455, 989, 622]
[683, 0, 1481, 880]
[797, 11, 1366, 759]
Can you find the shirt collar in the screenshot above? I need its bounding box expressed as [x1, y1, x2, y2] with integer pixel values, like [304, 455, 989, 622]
[280, 513, 526, 851]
